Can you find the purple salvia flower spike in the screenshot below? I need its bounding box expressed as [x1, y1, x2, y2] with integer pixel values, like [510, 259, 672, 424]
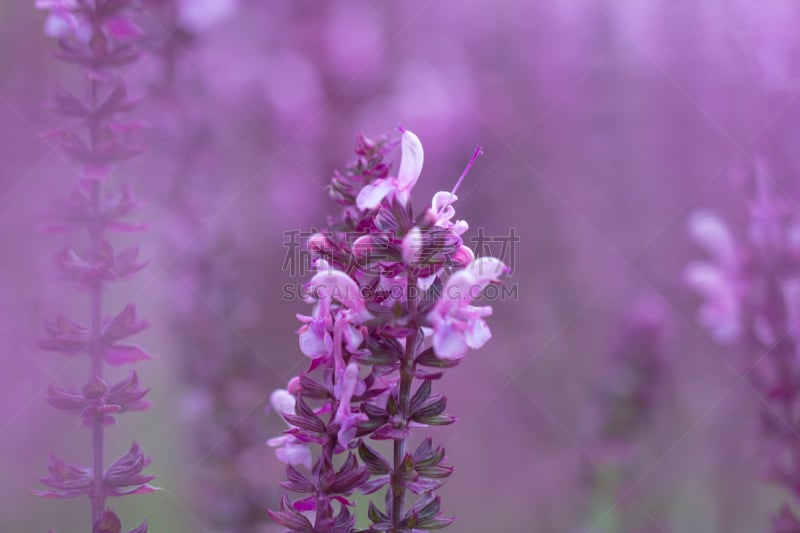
[579, 297, 667, 531]
[268, 129, 507, 530]
[34, 0, 156, 530]
[685, 158, 800, 532]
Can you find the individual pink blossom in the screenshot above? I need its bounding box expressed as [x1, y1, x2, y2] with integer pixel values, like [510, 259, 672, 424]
[296, 303, 333, 359]
[428, 146, 482, 234]
[430, 192, 469, 235]
[35, 0, 82, 38]
[428, 257, 509, 359]
[267, 389, 313, 469]
[356, 129, 424, 210]
[333, 363, 368, 447]
[299, 265, 369, 362]
[684, 210, 742, 343]
[307, 266, 372, 322]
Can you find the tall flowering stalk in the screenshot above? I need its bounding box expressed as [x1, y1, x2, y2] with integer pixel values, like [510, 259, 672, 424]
[267, 129, 508, 532]
[583, 298, 666, 533]
[685, 160, 800, 531]
[34, 1, 156, 531]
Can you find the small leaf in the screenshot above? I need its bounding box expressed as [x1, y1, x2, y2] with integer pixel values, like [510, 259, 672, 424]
[327, 464, 370, 494]
[408, 493, 439, 522]
[415, 516, 456, 530]
[267, 495, 314, 533]
[415, 463, 454, 479]
[363, 402, 388, 419]
[411, 395, 446, 419]
[415, 347, 460, 369]
[368, 501, 390, 524]
[281, 465, 315, 493]
[359, 442, 391, 475]
[414, 413, 457, 426]
[356, 418, 387, 436]
[284, 396, 326, 433]
[409, 380, 432, 415]
[298, 374, 330, 400]
[283, 413, 326, 434]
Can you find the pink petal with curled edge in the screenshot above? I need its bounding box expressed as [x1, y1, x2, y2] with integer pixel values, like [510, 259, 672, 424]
[356, 178, 395, 210]
[431, 191, 457, 220]
[466, 257, 509, 288]
[276, 441, 312, 468]
[267, 434, 290, 447]
[396, 130, 424, 190]
[298, 325, 329, 358]
[432, 321, 467, 360]
[309, 269, 366, 314]
[441, 270, 476, 304]
[106, 344, 154, 366]
[465, 317, 492, 349]
[270, 389, 295, 418]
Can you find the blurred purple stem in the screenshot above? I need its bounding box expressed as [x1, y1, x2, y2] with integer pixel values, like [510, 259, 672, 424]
[89, 179, 106, 523]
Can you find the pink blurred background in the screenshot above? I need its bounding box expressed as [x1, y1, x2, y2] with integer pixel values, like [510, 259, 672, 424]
[2, 0, 799, 531]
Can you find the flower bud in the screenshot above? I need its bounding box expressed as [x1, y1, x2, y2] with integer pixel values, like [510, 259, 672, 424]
[451, 245, 474, 268]
[307, 232, 330, 253]
[92, 510, 122, 533]
[287, 376, 302, 395]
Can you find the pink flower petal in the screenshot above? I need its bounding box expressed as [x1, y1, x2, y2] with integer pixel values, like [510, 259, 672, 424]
[355, 178, 395, 210]
[396, 130, 424, 191]
[432, 321, 467, 360]
[465, 317, 492, 349]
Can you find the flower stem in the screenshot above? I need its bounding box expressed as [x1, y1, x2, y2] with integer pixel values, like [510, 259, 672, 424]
[88, 75, 105, 522]
[89, 180, 105, 523]
[392, 275, 418, 530]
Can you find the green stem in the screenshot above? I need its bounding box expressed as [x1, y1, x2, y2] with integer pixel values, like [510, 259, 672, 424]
[87, 75, 107, 525]
[391, 275, 418, 531]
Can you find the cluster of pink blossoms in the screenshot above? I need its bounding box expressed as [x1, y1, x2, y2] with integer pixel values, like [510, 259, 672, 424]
[686, 160, 800, 531]
[267, 129, 508, 531]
